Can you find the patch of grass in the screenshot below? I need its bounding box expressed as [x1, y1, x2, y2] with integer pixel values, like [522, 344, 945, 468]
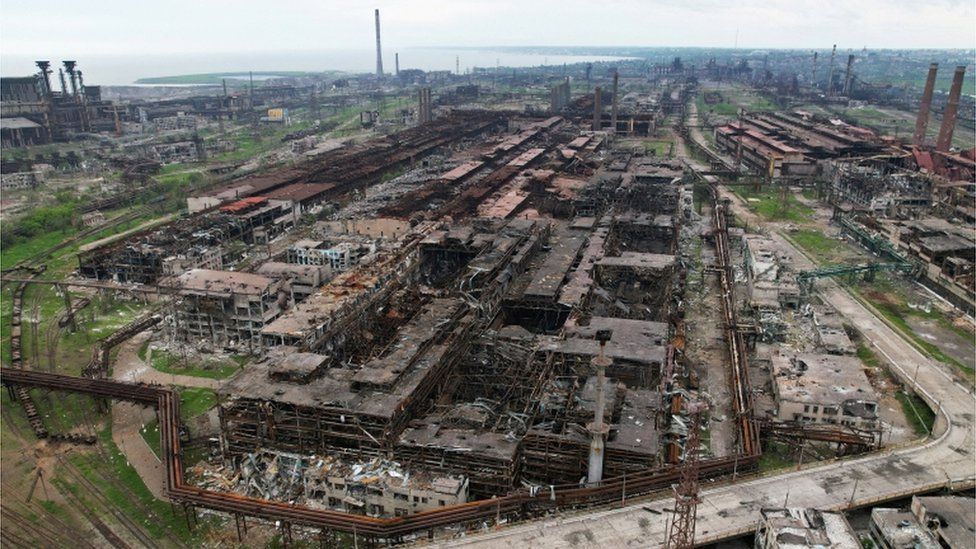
[734, 185, 814, 223]
[141, 420, 162, 459]
[149, 348, 241, 379]
[59, 299, 148, 374]
[643, 138, 675, 156]
[858, 287, 974, 377]
[141, 387, 216, 458]
[38, 500, 73, 523]
[0, 228, 76, 267]
[856, 342, 935, 437]
[895, 391, 936, 437]
[758, 442, 795, 472]
[179, 387, 217, 418]
[856, 344, 881, 369]
[790, 229, 848, 263]
[69, 425, 216, 542]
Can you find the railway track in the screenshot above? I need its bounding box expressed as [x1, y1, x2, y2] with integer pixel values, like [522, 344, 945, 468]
[8, 267, 50, 439]
[51, 465, 134, 549]
[57, 455, 162, 549]
[2, 206, 153, 275]
[1, 502, 99, 549]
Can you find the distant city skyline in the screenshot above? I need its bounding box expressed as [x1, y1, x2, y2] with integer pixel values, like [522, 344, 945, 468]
[2, 0, 974, 60]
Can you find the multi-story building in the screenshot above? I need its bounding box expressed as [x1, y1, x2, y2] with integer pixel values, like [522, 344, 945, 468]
[742, 234, 801, 311]
[770, 352, 880, 431]
[171, 269, 284, 351]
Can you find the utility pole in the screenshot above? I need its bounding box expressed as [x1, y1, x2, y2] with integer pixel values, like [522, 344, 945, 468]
[665, 401, 706, 549]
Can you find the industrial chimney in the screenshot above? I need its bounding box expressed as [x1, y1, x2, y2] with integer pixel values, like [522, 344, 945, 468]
[374, 9, 384, 77]
[63, 60, 78, 96]
[843, 54, 855, 95]
[611, 70, 619, 133]
[913, 63, 938, 147]
[35, 61, 52, 95]
[811, 52, 818, 89]
[935, 65, 967, 154]
[826, 45, 836, 97]
[592, 86, 602, 131]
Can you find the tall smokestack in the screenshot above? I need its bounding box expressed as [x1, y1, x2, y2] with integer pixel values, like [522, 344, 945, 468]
[843, 54, 855, 95]
[811, 52, 818, 89]
[374, 9, 384, 77]
[35, 61, 52, 95]
[456, 56, 460, 75]
[63, 60, 78, 96]
[395, 52, 399, 76]
[826, 45, 836, 97]
[935, 65, 966, 154]
[611, 70, 619, 133]
[592, 86, 602, 131]
[913, 63, 939, 147]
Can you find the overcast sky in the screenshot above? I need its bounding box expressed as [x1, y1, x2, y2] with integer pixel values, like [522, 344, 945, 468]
[2, 0, 974, 57]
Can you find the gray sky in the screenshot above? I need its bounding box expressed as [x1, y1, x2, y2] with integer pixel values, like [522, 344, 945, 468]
[2, 0, 974, 56]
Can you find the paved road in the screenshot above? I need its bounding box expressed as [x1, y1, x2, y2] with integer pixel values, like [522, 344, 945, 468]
[110, 332, 223, 499]
[111, 333, 168, 499]
[438, 121, 975, 549]
[114, 333, 222, 390]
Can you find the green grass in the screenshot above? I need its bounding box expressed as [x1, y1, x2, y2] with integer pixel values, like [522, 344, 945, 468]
[0, 228, 77, 267]
[141, 420, 163, 458]
[71, 425, 215, 542]
[180, 387, 217, 418]
[734, 185, 815, 223]
[858, 286, 974, 378]
[790, 229, 849, 264]
[643, 138, 675, 157]
[38, 500, 73, 522]
[141, 387, 216, 458]
[148, 348, 242, 379]
[856, 344, 881, 369]
[60, 299, 148, 370]
[856, 342, 935, 437]
[697, 87, 777, 118]
[895, 391, 936, 437]
[758, 442, 795, 472]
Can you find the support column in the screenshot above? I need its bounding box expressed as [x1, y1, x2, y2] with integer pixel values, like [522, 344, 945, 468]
[587, 329, 613, 485]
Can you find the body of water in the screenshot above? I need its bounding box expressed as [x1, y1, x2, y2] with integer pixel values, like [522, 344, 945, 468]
[1, 48, 633, 86]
